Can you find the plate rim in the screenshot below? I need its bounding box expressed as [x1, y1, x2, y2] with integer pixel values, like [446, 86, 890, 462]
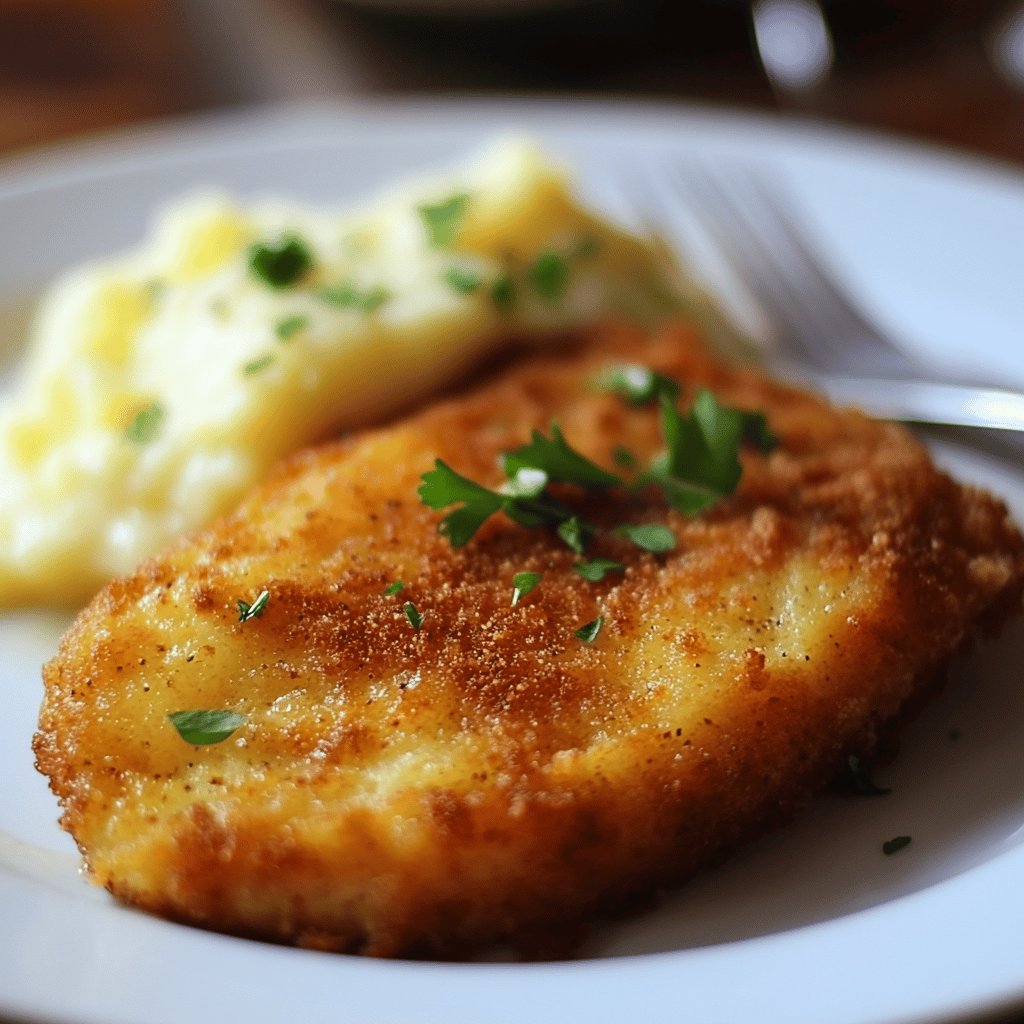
[3, 95, 1024, 201]
[2, 97, 1023, 1024]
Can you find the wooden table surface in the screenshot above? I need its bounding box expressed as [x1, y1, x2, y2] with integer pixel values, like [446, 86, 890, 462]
[2, 0, 1022, 169]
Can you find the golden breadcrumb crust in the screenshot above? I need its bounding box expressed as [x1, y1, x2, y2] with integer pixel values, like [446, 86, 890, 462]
[34, 321, 1024, 957]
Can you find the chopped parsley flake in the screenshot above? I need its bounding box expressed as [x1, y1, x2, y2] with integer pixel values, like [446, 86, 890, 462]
[243, 354, 274, 376]
[616, 523, 676, 553]
[418, 192, 471, 248]
[124, 402, 164, 444]
[383, 580, 405, 596]
[511, 571, 542, 606]
[595, 363, 681, 406]
[237, 589, 270, 623]
[575, 616, 604, 644]
[557, 515, 592, 554]
[490, 272, 516, 313]
[573, 558, 623, 582]
[248, 234, 314, 288]
[168, 709, 245, 745]
[275, 314, 309, 340]
[443, 267, 484, 293]
[527, 251, 569, 303]
[404, 601, 423, 630]
[319, 282, 390, 313]
[882, 835, 912, 856]
[320, 284, 354, 306]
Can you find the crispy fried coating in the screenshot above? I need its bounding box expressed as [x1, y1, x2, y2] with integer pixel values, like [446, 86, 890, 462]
[34, 322, 1024, 957]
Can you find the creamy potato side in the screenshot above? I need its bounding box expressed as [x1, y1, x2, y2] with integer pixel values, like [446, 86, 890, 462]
[0, 139, 733, 607]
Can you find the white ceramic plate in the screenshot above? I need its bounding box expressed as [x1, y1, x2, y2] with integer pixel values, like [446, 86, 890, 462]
[2, 100, 1023, 1024]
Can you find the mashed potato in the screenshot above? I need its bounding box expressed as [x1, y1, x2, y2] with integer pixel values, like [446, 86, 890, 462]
[0, 138, 735, 607]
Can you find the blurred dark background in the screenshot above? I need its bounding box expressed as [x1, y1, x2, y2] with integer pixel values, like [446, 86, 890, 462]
[1, 0, 1023, 164]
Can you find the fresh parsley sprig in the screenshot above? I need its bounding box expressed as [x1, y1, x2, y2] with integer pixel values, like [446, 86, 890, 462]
[502, 425, 623, 491]
[418, 461, 504, 547]
[419, 366, 776, 558]
[418, 459, 578, 547]
[642, 390, 777, 515]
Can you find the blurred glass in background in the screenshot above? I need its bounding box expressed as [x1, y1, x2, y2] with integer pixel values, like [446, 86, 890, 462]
[0, 0, 1022, 164]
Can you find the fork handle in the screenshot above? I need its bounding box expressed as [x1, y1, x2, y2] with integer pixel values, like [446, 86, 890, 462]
[792, 373, 1024, 433]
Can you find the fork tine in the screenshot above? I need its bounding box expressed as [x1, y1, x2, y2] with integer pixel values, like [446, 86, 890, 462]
[626, 156, 1024, 438]
[723, 171, 918, 372]
[706, 173, 862, 350]
[672, 162, 826, 369]
[672, 161, 920, 378]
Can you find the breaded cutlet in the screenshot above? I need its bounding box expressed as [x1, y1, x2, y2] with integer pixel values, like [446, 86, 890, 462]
[34, 321, 1024, 957]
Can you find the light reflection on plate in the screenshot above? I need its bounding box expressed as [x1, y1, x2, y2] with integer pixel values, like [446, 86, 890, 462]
[1, 100, 1023, 1024]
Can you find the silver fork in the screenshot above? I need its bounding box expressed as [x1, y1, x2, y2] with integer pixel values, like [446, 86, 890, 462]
[667, 164, 1024, 433]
